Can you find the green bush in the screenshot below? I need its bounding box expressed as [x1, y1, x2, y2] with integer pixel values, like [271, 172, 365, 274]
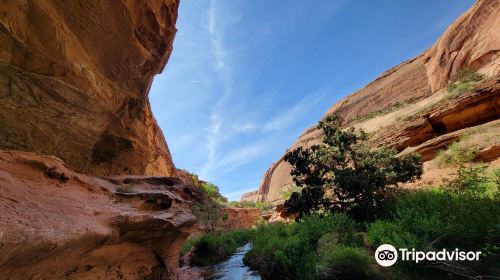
[436, 139, 479, 166]
[316, 245, 377, 280]
[391, 190, 498, 249]
[186, 229, 253, 266]
[284, 115, 422, 222]
[180, 239, 197, 255]
[443, 164, 495, 197]
[244, 214, 363, 279]
[367, 220, 419, 248]
[368, 188, 500, 279]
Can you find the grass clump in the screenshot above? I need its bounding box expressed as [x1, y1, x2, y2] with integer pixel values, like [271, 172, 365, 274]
[436, 137, 479, 166]
[446, 68, 484, 95]
[316, 244, 377, 280]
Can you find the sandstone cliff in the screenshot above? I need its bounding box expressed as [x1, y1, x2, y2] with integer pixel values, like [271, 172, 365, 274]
[0, 1, 207, 279]
[246, 0, 500, 203]
[0, 0, 179, 176]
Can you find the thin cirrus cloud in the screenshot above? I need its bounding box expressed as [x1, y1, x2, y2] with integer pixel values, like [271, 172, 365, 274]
[152, 0, 337, 197]
[262, 89, 327, 133]
[201, 0, 233, 179]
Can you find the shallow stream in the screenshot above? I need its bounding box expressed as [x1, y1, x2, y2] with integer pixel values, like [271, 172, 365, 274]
[205, 244, 261, 280]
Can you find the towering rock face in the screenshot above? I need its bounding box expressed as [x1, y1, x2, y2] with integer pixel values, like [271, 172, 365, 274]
[246, 0, 500, 203]
[0, 0, 179, 176]
[425, 0, 500, 92]
[0, 1, 205, 278]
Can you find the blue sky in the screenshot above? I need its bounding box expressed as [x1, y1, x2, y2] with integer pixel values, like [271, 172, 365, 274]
[150, 0, 474, 201]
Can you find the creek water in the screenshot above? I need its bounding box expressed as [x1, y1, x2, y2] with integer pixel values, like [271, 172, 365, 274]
[205, 244, 261, 280]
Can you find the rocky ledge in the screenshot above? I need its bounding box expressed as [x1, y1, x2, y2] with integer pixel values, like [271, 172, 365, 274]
[0, 149, 201, 279]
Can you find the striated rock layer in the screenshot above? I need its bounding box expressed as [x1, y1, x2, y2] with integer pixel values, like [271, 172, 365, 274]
[0, 0, 179, 176]
[246, 0, 500, 203]
[0, 149, 202, 279]
[216, 207, 261, 231]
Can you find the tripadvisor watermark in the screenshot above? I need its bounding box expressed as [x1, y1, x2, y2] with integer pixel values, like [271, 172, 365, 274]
[375, 244, 481, 267]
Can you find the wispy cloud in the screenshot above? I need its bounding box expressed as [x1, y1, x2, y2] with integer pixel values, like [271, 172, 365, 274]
[262, 88, 327, 132]
[224, 186, 260, 201]
[232, 122, 258, 134]
[202, 140, 268, 181]
[201, 0, 235, 178]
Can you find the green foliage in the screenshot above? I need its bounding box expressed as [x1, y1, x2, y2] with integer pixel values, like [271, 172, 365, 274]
[201, 182, 218, 196]
[186, 229, 253, 266]
[180, 238, 197, 255]
[493, 168, 500, 188]
[280, 184, 303, 200]
[316, 244, 377, 280]
[446, 68, 484, 94]
[193, 180, 227, 232]
[238, 164, 499, 280]
[367, 188, 500, 278]
[228, 200, 274, 213]
[380, 190, 499, 248]
[443, 164, 496, 197]
[244, 214, 364, 279]
[436, 138, 479, 166]
[284, 115, 422, 221]
[367, 220, 419, 248]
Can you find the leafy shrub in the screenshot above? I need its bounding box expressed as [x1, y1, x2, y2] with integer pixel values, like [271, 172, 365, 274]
[180, 238, 197, 255]
[316, 245, 377, 280]
[284, 115, 422, 221]
[390, 190, 499, 248]
[443, 164, 495, 197]
[244, 214, 362, 279]
[187, 229, 253, 266]
[367, 220, 419, 248]
[193, 180, 228, 232]
[436, 139, 479, 166]
[368, 188, 500, 279]
[493, 168, 500, 189]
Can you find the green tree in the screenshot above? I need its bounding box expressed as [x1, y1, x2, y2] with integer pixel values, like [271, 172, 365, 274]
[284, 115, 422, 221]
[193, 181, 225, 232]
